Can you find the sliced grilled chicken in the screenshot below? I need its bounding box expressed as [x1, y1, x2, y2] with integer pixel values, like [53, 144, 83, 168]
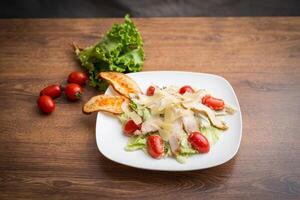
[83, 95, 127, 114]
[99, 72, 142, 98]
[182, 110, 199, 133]
[182, 102, 228, 130]
[141, 117, 163, 134]
[133, 130, 142, 135]
[168, 119, 182, 155]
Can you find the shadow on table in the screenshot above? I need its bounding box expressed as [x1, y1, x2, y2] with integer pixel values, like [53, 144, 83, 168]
[98, 152, 237, 193]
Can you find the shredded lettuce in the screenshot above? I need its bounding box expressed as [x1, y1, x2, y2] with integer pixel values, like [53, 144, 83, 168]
[125, 135, 147, 151]
[176, 155, 188, 164]
[142, 108, 151, 121]
[198, 113, 223, 144]
[200, 126, 222, 145]
[75, 15, 144, 91]
[176, 133, 198, 163]
[198, 113, 211, 128]
[175, 132, 197, 163]
[179, 134, 197, 155]
[129, 100, 151, 120]
[129, 100, 138, 111]
[164, 141, 172, 156]
[118, 113, 129, 125]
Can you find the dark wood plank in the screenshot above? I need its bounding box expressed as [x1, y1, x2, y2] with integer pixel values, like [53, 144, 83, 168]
[1, 0, 300, 18]
[0, 17, 299, 200]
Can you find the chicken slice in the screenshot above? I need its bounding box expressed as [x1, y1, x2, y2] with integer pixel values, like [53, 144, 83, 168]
[182, 102, 228, 130]
[168, 119, 182, 155]
[141, 117, 163, 134]
[182, 110, 199, 133]
[133, 130, 142, 135]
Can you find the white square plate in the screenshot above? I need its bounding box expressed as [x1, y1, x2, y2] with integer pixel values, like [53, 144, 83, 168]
[96, 71, 242, 171]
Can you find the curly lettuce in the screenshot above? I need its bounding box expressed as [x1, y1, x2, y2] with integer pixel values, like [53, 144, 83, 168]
[176, 132, 197, 163]
[74, 15, 145, 91]
[125, 135, 147, 151]
[200, 126, 222, 145]
[129, 100, 151, 121]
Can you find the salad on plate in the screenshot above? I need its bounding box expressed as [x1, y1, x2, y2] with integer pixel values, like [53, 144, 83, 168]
[83, 72, 236, 163]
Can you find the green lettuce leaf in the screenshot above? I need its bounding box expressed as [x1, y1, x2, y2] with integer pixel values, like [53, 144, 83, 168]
[179, 132, 197, 155]
[75, 15, 145, 91]
[200, 126, 222, 145]
[125, 135, 147, 151]
[129, 100, 151, 120]
[175, 155, 187, 164]
[176, 132, 197, 163]
[117, 113, 129, 125]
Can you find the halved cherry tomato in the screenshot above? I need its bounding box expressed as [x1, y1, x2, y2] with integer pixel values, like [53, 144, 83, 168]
[179, 85, 194, 94]
[124, 120, 141, 135]
[37, 95, 55, 114]
[188, 132, 210, 153]
[64, 83, 83, 101]
[40, 84, 62, 99]
[147, 135, 164, 159]
[202, 95, 225, 110]
[147, 86, 155, 96]
[67, 71, 88, 86]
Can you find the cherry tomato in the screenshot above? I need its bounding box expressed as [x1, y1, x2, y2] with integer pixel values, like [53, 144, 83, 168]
[124, 120, 141, 135]
[202, 95, 225, 110]
[147, 135, 164, 159]
[40, 84, 62, 99]
[147, 86, 155, 96]
[37, 95, 55, 114]
[179, 85, 194, 94]
[64, 83, 83, 101]
[188, 132, 210, 153]
[67, 71, 88, 86]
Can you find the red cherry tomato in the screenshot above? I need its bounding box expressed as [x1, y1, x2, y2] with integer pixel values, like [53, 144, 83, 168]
[67, 71, 88, 86]
[147, 86, 155, 96]
[179, 85, 194, 94]
[64, 83, 83, 101]
[202, 95, 225, 110]
[188, 132, 210, 153]
[147, 135, 164, 159]
[37, 95, 55, 114]
[124, 120, 141, 135]
[40, 84, 62, 99]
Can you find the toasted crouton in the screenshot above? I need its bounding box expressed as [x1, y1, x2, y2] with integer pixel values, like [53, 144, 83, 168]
[99, 72, 141, 98]
[83, 95, 127, 114]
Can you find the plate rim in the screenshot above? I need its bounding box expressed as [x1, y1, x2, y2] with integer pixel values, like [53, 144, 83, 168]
[96, 71, 243, 171]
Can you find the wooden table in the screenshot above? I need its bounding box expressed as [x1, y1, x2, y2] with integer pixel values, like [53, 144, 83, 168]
[0, 17, 299, 200]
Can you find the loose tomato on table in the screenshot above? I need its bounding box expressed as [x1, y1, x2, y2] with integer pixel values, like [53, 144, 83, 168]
[188, 131, 210, 153]
[40, 84, 62, 99]
[146, 86, 155, 96]
[37, 95, 55, 114]
[202, 95, 225, 110]
[147, 135, 164, 159]
[67, 71, 88, 86]
[64, 83, 83, 101]
[179, 85, 194, 94]
[123, 120, 141, 135]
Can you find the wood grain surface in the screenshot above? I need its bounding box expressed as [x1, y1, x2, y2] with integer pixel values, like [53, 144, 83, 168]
[0, 17, 300, 200]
